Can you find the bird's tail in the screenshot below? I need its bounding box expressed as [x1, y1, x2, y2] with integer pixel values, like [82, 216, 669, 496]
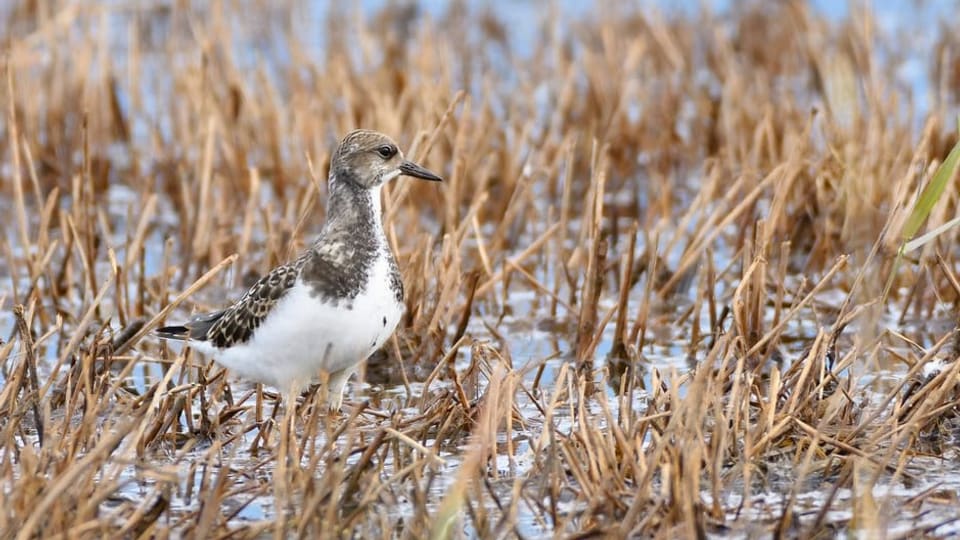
[156, 325, 190, 341]
[155, 309, 225, 342]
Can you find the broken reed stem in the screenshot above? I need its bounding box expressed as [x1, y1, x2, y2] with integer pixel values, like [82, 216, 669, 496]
[611, 222, 638, 359]
[575, 141, 608, 370]
[13, 305, 44, 447]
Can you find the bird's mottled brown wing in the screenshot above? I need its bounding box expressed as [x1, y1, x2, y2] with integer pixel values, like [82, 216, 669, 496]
[198, 262, 302, 348]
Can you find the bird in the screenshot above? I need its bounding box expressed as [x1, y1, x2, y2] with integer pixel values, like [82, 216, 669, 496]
[156, 129, 442, 411]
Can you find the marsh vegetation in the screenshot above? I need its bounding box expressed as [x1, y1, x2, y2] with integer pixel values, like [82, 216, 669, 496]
[3, 1, 960, 537]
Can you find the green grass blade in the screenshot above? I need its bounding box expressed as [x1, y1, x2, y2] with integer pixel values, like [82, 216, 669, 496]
[883, 117, 960, 301]
[901, 117, 960, 245]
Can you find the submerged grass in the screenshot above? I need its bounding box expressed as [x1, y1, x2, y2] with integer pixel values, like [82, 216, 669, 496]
[3, 0, 960, 537]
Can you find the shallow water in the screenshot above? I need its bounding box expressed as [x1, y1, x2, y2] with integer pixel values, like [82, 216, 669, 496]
[4, 0, 960, 537]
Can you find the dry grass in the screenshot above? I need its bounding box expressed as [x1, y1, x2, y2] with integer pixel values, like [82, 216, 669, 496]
[3, 0, 960, 538]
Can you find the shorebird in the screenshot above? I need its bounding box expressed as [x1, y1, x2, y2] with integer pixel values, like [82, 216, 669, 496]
[157, 129, 441, 411]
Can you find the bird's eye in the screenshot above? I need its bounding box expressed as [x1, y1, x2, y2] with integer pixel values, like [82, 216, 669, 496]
[376, 145, 397, 159]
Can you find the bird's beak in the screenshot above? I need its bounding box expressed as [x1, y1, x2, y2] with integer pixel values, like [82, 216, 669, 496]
[399, 160, 443, 182]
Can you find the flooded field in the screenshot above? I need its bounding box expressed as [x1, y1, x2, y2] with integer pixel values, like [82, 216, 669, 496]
[3, 0, 960, 538]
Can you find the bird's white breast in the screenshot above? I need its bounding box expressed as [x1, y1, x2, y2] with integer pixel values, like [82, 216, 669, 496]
[208, 249, 404, 391]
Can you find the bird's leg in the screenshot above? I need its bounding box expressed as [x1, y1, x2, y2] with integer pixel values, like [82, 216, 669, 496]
[286, 384, 304, 454]
[326, 367, 355, 414]
[274, 384, 301, 530]
[278, 384, 300, 467]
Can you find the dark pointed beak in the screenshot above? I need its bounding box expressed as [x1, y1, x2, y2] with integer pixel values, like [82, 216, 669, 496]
[399, 160, 442, 182]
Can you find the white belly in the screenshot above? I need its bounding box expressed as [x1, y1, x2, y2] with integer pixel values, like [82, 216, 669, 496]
[205, 255, 404, 391]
